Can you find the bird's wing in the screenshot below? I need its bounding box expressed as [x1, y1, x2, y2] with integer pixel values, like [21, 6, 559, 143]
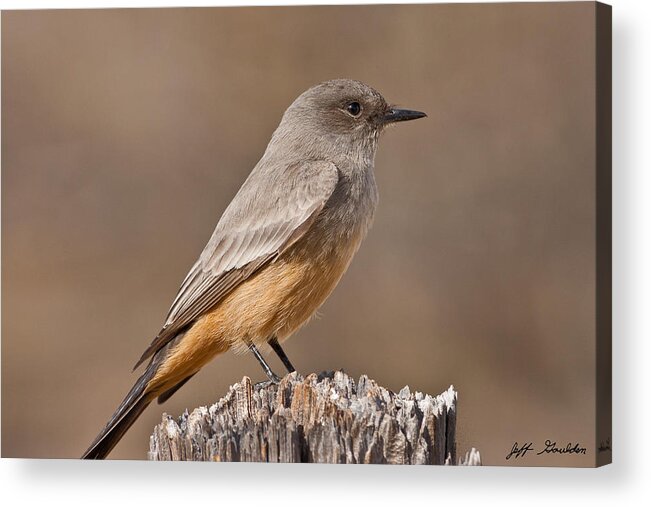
[133, 160, 339, 369]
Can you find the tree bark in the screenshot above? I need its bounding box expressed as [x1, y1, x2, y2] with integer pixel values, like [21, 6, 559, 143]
[148, 370, 480, 465]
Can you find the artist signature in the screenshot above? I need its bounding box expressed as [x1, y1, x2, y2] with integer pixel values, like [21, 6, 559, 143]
[505, 440, 587, 460]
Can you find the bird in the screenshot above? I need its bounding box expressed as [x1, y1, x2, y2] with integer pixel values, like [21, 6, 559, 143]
[82, 78, 426, 459]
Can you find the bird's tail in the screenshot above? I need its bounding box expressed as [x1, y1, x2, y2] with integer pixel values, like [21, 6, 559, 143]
[82, 334, 189, 459]
[81, 365, 157, 459]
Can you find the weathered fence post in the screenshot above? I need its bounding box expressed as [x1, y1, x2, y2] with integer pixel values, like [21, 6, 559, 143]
[148, 370, 480, 465]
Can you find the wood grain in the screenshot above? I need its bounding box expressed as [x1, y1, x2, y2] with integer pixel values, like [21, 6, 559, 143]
[148, 371, 480, 465]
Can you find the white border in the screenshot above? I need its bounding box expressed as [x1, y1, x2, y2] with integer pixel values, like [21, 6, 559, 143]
[1, 0, 649, 505]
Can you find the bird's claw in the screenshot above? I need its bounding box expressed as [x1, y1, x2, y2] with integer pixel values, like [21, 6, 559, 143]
[254, 375, 282, 389]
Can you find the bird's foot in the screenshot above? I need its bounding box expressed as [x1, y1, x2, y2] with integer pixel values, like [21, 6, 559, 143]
[267, 371, 283, 383]
[254, 374, 282, 390]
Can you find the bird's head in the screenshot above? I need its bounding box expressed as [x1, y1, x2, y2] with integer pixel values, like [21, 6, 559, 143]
[269, 79, 426, 165]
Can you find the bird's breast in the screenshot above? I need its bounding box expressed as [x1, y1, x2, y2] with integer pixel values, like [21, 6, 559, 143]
[231, 166, 378, 345]
[160, 167, 379, 369]
[256, 166, 378, 337]
[319, 165, 379, 240]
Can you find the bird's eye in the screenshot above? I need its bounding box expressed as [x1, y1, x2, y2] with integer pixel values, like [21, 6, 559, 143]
[345, 102, 362, 117]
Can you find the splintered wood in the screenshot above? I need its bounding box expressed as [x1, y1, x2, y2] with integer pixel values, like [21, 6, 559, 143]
[148, 371, 480, 465]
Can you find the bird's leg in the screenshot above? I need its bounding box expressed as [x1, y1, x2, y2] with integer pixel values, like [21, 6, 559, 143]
[268, 336, 296, 374]
[246, 340, 282, 384]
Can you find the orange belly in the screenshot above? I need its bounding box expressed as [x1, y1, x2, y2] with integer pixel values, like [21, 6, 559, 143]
[146, 230, 362, 394]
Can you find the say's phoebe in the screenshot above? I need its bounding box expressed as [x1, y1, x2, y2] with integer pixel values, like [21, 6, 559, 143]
[82, 79, 426, 459]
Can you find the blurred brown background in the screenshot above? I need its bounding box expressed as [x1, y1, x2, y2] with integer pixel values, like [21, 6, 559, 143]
[2, 3, 598, 465]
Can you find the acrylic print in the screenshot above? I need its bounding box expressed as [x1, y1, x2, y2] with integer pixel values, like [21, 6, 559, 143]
[1, 2, 611, 466]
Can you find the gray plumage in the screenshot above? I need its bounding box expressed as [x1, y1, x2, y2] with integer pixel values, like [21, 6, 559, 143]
[85, 78, 425, 459]
[135, 79, 404, 368]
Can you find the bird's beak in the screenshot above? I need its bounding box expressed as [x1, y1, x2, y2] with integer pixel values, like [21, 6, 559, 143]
[382, 108, 427, 124]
